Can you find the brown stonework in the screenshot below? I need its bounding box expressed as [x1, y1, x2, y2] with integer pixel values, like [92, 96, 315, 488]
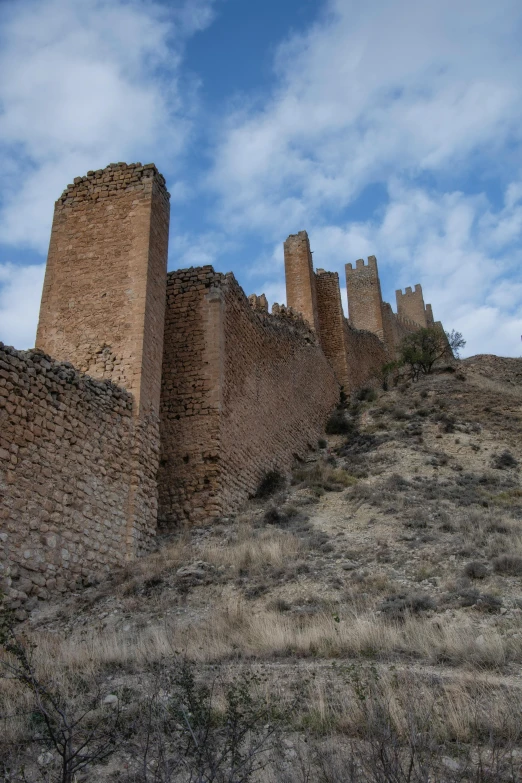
[0, 163, 446, 612]
[284, 231, 319, 332]
[381, 301, 421, 356]
[248, 293, 269, 312]
[35, 162, 169, 566]
[220, 274, 338, 514]
[158, 267, 222, 526]
[345, 256, 385, 339]
[158, 268, 339, 526]
[0, 344, 157, 615]
[36, 162, 170, 417]
[395, 284, 428, 329]
[315, 270, 350, 391]
[342, 322, 388, 392]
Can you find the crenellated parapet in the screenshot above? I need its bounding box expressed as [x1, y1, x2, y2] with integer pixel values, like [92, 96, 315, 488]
[283, 236, 442, 363]
[56, 162, 170, 206]
[345, 255, 385, 340]
[395, 283, 428, 328]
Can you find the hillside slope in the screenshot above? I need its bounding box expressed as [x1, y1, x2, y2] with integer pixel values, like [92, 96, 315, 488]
[2, 355, 522, 782]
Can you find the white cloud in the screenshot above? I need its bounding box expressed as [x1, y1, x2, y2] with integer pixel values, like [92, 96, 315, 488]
[205, 0, 522, 358]
[300, 181, 522, 357]
[0, 0, 216, 349]
[0, 0, 215, 250]
[169, 229, 242, 270]
[0, 263, 45, 349]
[208, 0, 522, 235]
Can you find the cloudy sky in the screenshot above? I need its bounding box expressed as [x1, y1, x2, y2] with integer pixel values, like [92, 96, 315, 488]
[1, 0, 521, 357]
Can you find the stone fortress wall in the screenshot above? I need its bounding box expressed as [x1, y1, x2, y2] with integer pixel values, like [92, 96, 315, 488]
[0, 164, 442, 615]
[284, 231, 439, 395]
[158, 267, 338, 527]
[0, 344, 158, 610]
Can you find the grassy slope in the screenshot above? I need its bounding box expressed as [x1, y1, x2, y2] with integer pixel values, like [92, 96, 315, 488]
[2, 354, 522, 781]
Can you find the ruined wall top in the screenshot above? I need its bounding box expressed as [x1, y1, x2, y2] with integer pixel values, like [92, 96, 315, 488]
[56, 162, 170, 208]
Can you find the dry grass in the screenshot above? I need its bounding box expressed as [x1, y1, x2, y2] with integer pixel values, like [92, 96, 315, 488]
[2, 635, 521, 780]
[293, 462, 358, 493]
[293, 668, 522, 744]
[202, 527, 304, 576]
[11, 596, 519, 683]
[3, 358, 522, 779]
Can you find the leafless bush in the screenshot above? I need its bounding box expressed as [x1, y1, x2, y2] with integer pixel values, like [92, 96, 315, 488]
[464, 561, 488, 579]
[492, 451, 519, 470]
[0, 619, 122, 783]
[379, 592, 436, 621]
[126, 661, 288, 783]
[492, 554, 522, 575]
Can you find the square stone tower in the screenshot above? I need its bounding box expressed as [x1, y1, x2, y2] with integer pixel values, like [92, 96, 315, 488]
[345, 256, 385, 339]
[35, 163, 170, 558]
[36, 162, 170, 417]
[395, 284, 427, 329]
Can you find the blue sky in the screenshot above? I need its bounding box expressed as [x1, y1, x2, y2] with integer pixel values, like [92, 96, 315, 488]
[0, 0, 521, 357]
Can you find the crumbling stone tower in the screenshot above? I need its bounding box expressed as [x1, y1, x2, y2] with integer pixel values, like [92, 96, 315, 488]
[345, 257, 385, 339]
[36, 162, 170, 417]
[284, 231, 320, 332]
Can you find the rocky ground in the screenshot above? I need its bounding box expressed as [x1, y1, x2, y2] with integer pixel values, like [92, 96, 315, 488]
[2, 354, 522, 782]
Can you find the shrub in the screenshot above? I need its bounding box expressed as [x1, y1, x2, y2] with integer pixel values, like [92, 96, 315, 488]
[379, 592, 435, 620]
[385, 473, 410, 491]
[392, 407, 410, 420]
[254, 470, 285, 498]
[475, 593, 503, 613]
[267, 598, 292, 613]
[398, 327, 466, 379]
[450, 588, 503, 613]
[317, 438, 328, 449]
[464, 561, 488, 580]
[492, 451, 519, 470]
[492, 554, 522, 576]
[263, 504, 307, 528]
[325, 408, 355, 435]
[356, 386, 377, 402]
[293, 462, 357, 493]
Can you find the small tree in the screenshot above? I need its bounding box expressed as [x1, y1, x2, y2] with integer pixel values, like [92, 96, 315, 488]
[399, 327, 465, 380]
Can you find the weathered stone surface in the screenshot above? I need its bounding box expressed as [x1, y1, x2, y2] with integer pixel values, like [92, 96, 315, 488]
[0, 343, 158, 606]
[0, 166, 444, 611]
[158, 267, 339, 527]
[36, 162, 169, 418]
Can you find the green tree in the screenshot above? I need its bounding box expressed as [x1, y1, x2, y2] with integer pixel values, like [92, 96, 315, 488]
[399, 327, 465, 380]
